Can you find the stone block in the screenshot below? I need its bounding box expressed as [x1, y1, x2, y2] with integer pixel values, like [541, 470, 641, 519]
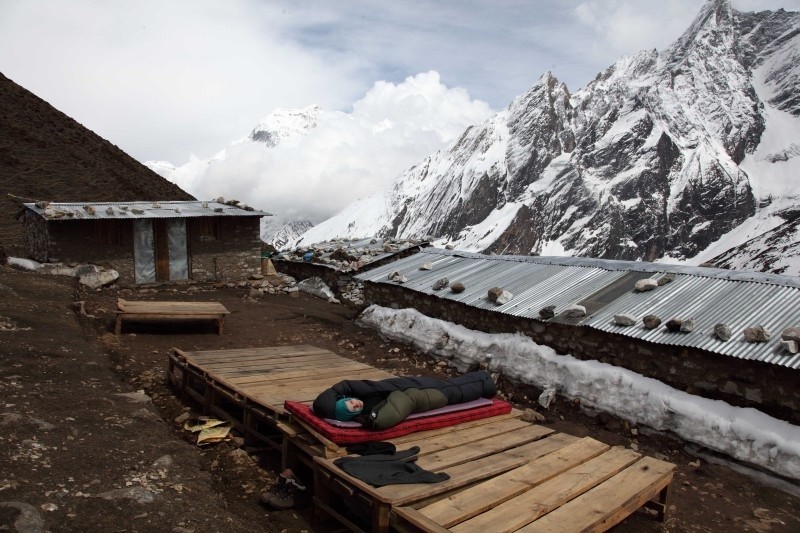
[635, 279, 658, 292]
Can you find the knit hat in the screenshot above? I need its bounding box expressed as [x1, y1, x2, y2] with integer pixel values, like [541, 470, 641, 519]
[334, 397, 362, 421]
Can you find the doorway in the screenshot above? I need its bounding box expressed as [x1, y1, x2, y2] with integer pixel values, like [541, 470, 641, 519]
[133, 219, 190, 283]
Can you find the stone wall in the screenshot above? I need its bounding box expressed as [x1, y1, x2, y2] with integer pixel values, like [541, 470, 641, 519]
[27, 216, 262, 286]
[22, 211, 49, 262]
[361, 281, 800, 425]
[273, 247, 424, 297]
[43, 219, 136, 282]
[189, 217, 262, 283]
[273, 261, 353, 296]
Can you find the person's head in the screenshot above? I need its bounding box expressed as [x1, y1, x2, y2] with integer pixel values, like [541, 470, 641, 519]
[334, 397, 363, 421]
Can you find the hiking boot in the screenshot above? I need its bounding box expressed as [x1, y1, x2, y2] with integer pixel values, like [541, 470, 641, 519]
[260, 469, 307, 510]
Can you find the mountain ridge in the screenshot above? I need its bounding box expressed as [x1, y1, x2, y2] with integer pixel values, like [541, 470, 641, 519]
[292, 0, 800, 276]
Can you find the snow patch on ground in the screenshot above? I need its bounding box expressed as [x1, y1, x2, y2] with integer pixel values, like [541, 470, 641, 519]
[7, 257, 42, 271]
[357, 304, 800, 481]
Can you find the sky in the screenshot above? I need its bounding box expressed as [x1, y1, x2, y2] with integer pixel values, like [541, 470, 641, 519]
[2, 0, 799, 222]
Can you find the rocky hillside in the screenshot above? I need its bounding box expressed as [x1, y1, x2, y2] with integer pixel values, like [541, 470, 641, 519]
[0, 72, 194, 255]
[295, 0, 800, 274]
[709, 215, 800, 274]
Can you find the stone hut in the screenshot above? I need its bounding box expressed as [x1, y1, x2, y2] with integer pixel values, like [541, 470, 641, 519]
[21, 200, 269, 285]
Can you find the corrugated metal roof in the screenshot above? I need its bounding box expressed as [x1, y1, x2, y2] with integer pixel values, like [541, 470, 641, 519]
[355, 248, 800, 368]
[24, 201, 271, 220]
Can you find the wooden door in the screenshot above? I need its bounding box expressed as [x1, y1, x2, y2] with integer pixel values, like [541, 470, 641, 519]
[153, 220, 170, 281]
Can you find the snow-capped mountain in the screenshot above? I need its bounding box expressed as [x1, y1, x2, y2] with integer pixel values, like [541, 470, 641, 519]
[247, 105, 320, 147]
[262, 218, 314, 250]
[294, 0, 800, 275]
[145, 105, 322, 244]
[708, 215, 800, 274]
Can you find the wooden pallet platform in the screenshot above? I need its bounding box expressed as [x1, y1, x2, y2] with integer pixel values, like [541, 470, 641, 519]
[316, 429, 674, 533]
[166, 344, 675, 532]
[166, 344, 394, 452]
[115, 299, 230, 335]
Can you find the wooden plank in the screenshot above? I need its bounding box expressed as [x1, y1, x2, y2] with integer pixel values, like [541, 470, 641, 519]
[385, 410, 522, 447]
[183, 344, 331, 359]
[450, 446, 641, 533]
[201, 363, 363, 381]
[184, 353, 372, 374]
[226, 362, 380, 385]
[169, 344, 676, 533]
[242, 370, 394, 396]
[186, 351, 346, 368]
[246, 374, 389, 400]
[193, 362, 384, 380]
[297, 423, 341, 454]
[517, 456, 675, 533]
[393, 506, 451, 533]
[119, 300, 229, 314]
[189, 351, 345, 366]
[118, 308, 229, 317]
[120, 312, 225, 320]
[369, 433, 580, 506]
[416, 425, 554, 471]
[206, 356, 370, 375]
[192, 347, 333, 361]
[315, 445, 527, 509]
[170, 343, 386, 413]
[186, 354, 389, 383]
[418, 437, 610, 528]
[223, 363, 373, 385]
[397, 418, 537, 456]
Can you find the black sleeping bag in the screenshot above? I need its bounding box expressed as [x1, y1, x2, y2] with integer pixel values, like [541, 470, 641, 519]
[312, 370, 496, 429]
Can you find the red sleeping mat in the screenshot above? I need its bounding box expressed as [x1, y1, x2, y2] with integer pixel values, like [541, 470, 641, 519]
[284, 398, 512, 445]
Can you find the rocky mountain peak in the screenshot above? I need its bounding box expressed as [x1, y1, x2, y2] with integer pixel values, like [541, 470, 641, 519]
[293, 1, 800, 275]
[666, 0, 735, 72]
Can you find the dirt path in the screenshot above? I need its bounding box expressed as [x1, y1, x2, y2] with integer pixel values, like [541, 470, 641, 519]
[1, 264, 799, 532]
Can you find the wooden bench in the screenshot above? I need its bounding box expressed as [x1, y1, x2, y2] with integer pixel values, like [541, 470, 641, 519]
[115, 299, 230, 335]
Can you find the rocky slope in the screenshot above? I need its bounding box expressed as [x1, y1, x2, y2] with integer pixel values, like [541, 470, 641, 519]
[0, 72, 194, 255]
[709, 214, 800, 274]
[295, 0, 800, 274]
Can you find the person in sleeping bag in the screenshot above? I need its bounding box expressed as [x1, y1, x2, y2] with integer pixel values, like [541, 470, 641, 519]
[312, 370, 497, 429]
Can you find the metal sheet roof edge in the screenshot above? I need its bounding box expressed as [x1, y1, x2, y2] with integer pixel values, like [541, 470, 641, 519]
[374, 248, 800, 289]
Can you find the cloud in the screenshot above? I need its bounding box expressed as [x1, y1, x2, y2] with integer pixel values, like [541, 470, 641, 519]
[574, 1, 697, 59]
[4, 0, 798, 193]
[0, 0, 367, 162]
[160, 71, 493, 223]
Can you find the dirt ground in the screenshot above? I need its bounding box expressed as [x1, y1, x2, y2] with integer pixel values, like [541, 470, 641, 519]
[1, 264, 799, 532]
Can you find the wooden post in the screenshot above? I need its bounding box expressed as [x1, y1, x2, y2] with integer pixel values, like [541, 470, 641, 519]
[372, 502, 391, 533]
[656, 482, 673, 521]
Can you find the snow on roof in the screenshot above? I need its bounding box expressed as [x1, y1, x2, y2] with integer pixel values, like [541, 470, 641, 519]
[24, 200, 271, 220]
[355, 248, 800, 368]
